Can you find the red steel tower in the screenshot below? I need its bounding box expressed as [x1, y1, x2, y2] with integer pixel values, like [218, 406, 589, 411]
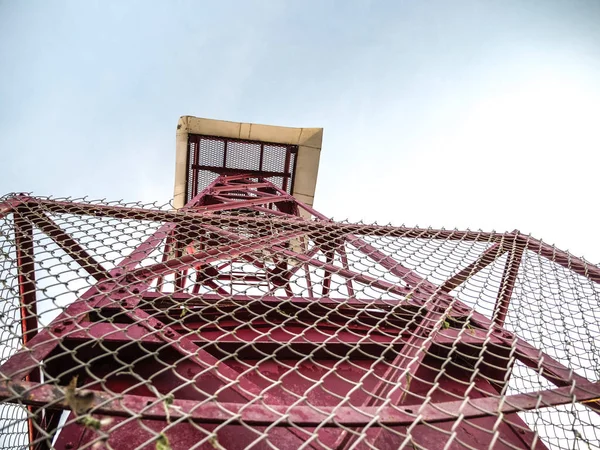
[0, 117, 599, 449]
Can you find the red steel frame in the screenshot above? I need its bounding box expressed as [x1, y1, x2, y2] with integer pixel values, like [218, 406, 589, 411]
[1, 175, 600, 449]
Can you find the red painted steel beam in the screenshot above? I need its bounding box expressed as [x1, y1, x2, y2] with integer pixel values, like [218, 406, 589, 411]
[518, 234, 600, 284]
[189, 134, 200, 199]
[509, 335, 600, 413]
[127, 229, 308, 281]
[89, 310, 416, 338]
[64, 322, 502, 347]
[300, 239, 317, 298]
[192, 164, 292, 179]
[265, 182, 330, 221]
[0, 196, 24, 218]
[155, 231, 175, 292]
[346, 234, 442, 288]
[121, 223, 175, 271]
[212, 173, 261, 182]
[173, 235, 186, 293]
[183, 176, 224, 208]
[210, 182, 273, 192]
[321, 250, 335, 296]
[19, 197, 506, 241]
[439, 242, 507, 293]
[215, 187, 280, 198]
[13, 214, 42, 449]
[249, 205, 304, 218]
[140, 292, 416, 310]
[338, 246, 356, 297]
[191, 195, 291, 212]
[493, 244, 524, 327]
[109, 290, 420, 329]
[14, 215, 39, 347]
[104, 289, 423, 328]
[3, 379, 599, 427]
[212, 193, 275, 202]
[17, 208, 110, 281]
[281, 148, 292, 192]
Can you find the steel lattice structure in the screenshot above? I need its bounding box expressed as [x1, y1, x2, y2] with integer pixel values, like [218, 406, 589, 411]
[1, 123, 600, 449]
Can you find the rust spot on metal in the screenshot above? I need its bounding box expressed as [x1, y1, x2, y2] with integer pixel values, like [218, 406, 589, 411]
[11, 384, 25, 397]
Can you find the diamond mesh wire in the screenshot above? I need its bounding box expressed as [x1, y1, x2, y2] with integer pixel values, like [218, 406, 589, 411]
[0, 191, 599, 450]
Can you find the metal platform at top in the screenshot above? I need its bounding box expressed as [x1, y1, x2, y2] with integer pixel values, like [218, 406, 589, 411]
[173, 116, 323, 210]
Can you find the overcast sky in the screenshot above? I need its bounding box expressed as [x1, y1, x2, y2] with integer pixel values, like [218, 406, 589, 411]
[1, 0, 600, 261]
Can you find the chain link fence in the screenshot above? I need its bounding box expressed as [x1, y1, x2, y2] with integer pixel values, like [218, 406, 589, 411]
[0, 192, 599, 449]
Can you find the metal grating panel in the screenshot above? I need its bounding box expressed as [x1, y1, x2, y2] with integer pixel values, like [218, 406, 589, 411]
[186, 135, 297, 202]
[226, 141, 261, 171]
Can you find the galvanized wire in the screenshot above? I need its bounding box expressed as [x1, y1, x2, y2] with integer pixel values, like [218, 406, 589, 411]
[0, 193, 599, 449]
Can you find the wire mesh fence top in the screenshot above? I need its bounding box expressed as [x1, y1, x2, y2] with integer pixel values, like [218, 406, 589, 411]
[0, 185, 600, 450]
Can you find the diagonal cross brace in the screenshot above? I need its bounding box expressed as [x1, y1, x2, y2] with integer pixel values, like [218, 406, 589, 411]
[17, 206, 110, 281]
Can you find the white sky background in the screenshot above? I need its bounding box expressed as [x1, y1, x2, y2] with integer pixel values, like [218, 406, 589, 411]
[1, 0, 600, 262]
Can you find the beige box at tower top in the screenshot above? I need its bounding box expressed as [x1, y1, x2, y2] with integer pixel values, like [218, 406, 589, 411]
[173, 116, 323, 210]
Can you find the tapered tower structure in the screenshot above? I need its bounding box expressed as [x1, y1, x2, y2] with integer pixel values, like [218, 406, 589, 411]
[0, 117, 599, 449]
